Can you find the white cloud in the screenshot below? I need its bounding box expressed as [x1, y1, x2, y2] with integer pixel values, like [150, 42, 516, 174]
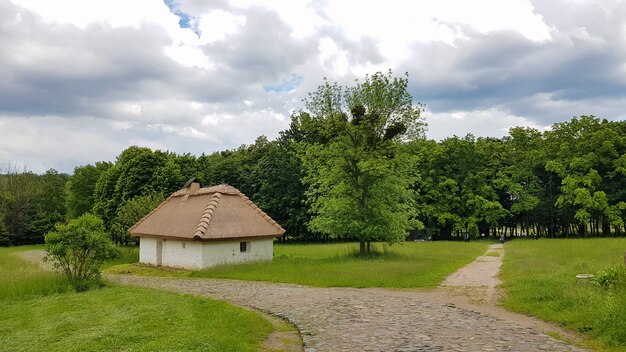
[324, 0, 550, 63]
[111, 121, 133, 130]
[230, 0, 324, 38]
[0, 116, 127, 172]
[10, 0, 176, 29]
[164, 43, 214, 69]
[318, 37, 350, 77]
[424, 108, 550, 141]
[1, 0, 625, 173]
[147, 123, 219, 142]
[197, 10, 246, 44]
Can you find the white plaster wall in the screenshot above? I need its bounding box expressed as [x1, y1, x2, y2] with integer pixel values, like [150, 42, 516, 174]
[139, 237, 158, 265]
[162, 239, 204, 270]
[201, 238, 274, 268]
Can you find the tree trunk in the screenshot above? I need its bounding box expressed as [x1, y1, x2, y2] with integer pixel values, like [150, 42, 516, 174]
[366, 241, 371, 255]
[359, 240, 366, 256]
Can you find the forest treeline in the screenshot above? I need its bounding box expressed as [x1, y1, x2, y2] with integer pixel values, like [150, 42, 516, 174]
[1, 114, 624, 246]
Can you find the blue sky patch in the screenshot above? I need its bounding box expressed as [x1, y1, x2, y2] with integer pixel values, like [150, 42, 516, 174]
[164, 0, 200, 36]
[264, 74, 304, 93]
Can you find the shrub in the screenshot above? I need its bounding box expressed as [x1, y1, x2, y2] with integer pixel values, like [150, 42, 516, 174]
[592, 266, 625, 289]
[44, 214, 119, 291]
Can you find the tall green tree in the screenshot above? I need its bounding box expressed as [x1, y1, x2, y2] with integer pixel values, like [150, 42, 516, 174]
[26, 169, 68, 243]
[544, 116, 626, 236]
[65, 162, 112, 219]
[0, 167, 40, 245]
[299, 71, 425, 255]
[253, 138, 310, 240]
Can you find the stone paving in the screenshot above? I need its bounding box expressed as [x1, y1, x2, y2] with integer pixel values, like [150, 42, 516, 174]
[108, 273, 586, 352]
[22, 248, 586, 351]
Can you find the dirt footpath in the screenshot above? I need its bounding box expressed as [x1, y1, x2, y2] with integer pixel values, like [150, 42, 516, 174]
[439, 243, 504, 305]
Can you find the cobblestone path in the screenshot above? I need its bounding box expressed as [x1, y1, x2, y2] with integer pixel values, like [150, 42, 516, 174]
[108, 273, 586, 352]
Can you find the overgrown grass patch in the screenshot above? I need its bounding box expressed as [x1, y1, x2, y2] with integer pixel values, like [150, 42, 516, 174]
[501, 238, 626, 351]
[0, 246, 71, 300]
[110, 241, 488, 288]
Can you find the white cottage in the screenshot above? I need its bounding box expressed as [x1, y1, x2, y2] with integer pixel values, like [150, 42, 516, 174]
[129, 182, 285, 269]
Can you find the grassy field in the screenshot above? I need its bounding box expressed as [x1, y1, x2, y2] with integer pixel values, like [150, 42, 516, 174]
[500, 238, 626, 351]
[0, 246, 72, 300]
[0, 246, 273, 352]
[108, 241, 489, 288]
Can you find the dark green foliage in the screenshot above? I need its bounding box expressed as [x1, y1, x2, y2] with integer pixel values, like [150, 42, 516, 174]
[92, 147, 192, 228]
[27, 169, 68, 243]
[65, 162, 112, 219]
[44, 214, 119, 291]
[253, 139, 310, 241]
[110, 193, 164, 245]
[0, 212, 9, 246]
[0, 168, 68, 245]
[542, 117, 626, 237]
[0, 170, 39, 245]
[413, 116, 626, 239]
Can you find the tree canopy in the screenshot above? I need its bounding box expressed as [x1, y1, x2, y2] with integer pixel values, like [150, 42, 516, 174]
[294, 71, 425, 255]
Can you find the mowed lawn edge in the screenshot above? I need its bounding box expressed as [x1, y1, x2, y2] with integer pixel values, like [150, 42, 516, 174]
[0, 247, 273, 352]
[107, 241, 490, 288]
[500, 238, 626, 352]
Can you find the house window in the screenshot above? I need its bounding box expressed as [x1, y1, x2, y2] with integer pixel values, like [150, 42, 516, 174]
[240, 241, 250, 253]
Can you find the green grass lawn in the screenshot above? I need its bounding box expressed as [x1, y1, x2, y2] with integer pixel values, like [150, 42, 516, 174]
[0, 246, 273, 352]
[102, 245, 139, 268]
[500, 238, 626, 351]
[108, 241, 489, 288]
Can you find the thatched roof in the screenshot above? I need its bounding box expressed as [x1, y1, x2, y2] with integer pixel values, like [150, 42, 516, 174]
[129, 184, 285, 241]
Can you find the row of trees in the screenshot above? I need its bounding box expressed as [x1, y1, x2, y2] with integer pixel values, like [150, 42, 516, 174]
[1, 72, 625, 248]
[0, 168, 66, 245]
[411, 118, 626, 239]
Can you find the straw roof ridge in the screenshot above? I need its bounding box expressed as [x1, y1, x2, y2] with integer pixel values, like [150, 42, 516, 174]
[171, 184, 239, 197]
[195, 183, 284, 234]
[192, 192, 222, 239]
[238, 192, 285, 234]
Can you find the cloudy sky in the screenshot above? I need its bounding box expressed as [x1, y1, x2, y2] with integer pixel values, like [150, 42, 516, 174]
[1, 0, 625, 173]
